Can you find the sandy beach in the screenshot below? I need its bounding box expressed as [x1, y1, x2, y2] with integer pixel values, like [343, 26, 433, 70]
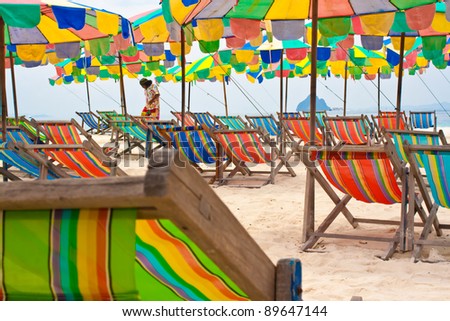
[99, 128, 450, 301]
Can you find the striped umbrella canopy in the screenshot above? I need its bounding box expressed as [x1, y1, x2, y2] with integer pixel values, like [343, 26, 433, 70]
[0, 0, 132, 138]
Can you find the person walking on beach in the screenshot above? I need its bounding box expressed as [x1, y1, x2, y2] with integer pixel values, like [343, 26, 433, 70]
[140, 78, 160, 119]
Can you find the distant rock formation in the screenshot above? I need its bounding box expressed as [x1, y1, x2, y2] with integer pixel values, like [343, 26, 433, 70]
[296, 95, 332, 112]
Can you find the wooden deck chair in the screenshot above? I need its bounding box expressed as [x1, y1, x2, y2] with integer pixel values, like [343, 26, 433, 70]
[302, 110, 328, 128]
[324, 115, 373, 145]
[143, 119, 177, 156]
[107, 114, 149, 156]
[158, 126, 224, 183]
[245, 115, 281, 137]
[76, 111, 109, 134]
[205, 127, 296, 186]
[279, 112, 301, 120]
[404, 144, 450, 261]
[279, 116, 324, 146]
[214, 115, 249, 130]
[10, 116, 47, 142]
[297, 144, 413, 260]
[22, 119, 125, 178]
[382, 128, 448, 167]
[409, 111, 437, 131]
[171, 111, 196, 127]
[0, 127, 70, 181]
[0, 153, 302, 301]
[96, 109, 119, 121]
[189, 111, 223, 129]
[372, 113, 409, 136]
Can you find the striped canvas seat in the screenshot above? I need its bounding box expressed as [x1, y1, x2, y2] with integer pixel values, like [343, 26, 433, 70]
[410, 111, 436, 130]
[216, 116, 248, 130]
[97, 110, 119, 121]
[216, 131, 271, 164]
[280, 112, 301, 120]
[0, 161, 301, 300]
[76, 111, 109, 133]
[297, 144, 412, 259]
[171, 111, 196, 127]
[245, 115, 280, 136]
[386, 129, 446, 167]
[0, 128, 63, 180]
[32, 120, 122, 178]
[302, 111, 328, 128]
[325, 116, 369, 145]
[7, 117, 46, 142]
[405, 144, 450, 261]
[109, 116, 147, 141]
[161, 127, 217, 164]
[282, 117, 324, 145]
[375, 115, 407, 131]
[191, 112, 217, 129]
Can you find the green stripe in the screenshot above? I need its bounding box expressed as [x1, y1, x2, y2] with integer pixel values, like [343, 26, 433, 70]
[66, 209, 82, 299]
[0, 211, 4, 299]
[4, 210, 53, 300]
[110, 209, 139, 300]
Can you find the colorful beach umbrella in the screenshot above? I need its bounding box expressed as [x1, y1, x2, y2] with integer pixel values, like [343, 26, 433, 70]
[0, 0, 132, 139]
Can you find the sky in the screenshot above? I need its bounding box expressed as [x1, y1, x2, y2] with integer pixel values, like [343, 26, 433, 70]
[5, 0, 450, 124]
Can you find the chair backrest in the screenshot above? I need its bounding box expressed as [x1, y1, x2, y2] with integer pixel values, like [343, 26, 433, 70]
[190, 112, 217, 129]
[171, 111, 196, 127]
[76, 111, 108, 131]
[111, 115, 148, 141]
[302, 110, 328, 128]
[279, 112, 301, 120]
[159, 126, 217, 164]
[245, 115, 280, 136]
[282, 117, 323, 145]
[213, 129, 271, 164]
[310, 146, 403, 204]
[145, 120, 176, 144]
[97, 110, 119, 121]
[37, 120, 84, 144]
[373, 114, 408, 132]
[215, 115, 248, 130]
[405, 145, 450, 209]
[0, 156, 288, 300]
[384, 129, 447, 167]
[324, 115, 369, 145]
[409, 111, 436, 130]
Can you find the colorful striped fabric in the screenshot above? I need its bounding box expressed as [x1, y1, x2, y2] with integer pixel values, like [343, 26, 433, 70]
[77, 112, 108, 132]
[7, 118, 47, 142]
[40, 123, 83, 144]
[302, 111, 327, 128]
[215, 131, 271, 164]
[192, 113, 216, 128]
[327, 118, 368, 145]
[280, 112, 301, 119]
[166, 128, 217, 164]
[418, 150, 450, 208]
[97, 110, 119, 121]
[0, 208, 138, 301]
[391, 132, 440, 167]
[247, 116, 280, 136]
[284, 117, 323, 145]
[216, 116, 247, 130]
[315, 151, 402, 204]
[410, 112, 434, 129]
[147, 123, 175, 144]
[135, 219, 248, 301]
[172, 112, 196, 127]
[377, 115, 407, 130]
[44, 149, 111, 178]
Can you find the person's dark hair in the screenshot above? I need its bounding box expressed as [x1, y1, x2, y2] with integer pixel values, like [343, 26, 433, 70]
[139, 78, 152, 87]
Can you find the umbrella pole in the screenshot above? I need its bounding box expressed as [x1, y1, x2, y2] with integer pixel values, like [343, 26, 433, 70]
[302, 0, 319, 244]
[181, 27, 186, 129]
[285, 74, 289, 113]
[343, 60, 348, 116]
[1, 17, 7, 142]
[396, 33, 405, 129]
[8, 52, 18, 122]
[222, 78, 228, 116]
[378, 68, 381, 115]
[280, 50, 284, 154]
[187, 81, 191, 112]
[85, 75, 91, 112]
[118, 53, 127, 115]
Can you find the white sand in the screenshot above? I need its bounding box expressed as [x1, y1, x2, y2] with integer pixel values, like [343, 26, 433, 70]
[103, 127, 450, 301]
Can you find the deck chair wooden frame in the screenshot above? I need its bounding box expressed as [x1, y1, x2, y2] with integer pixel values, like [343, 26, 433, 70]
[0, 151, 302, 301]
[142, 119, 177, 157]
[245, 115, 281, 138]
[171, 111, 196, 127]
[204, 127, 296, 187]
[302, 110, 329, 129]
[297, 144, 416, 260]
[409, 111, 437, 131]
[21, 119, 126, 177]
[107, 114, 150, 156]
[323, 115, 374, 145]
[404, 143, 450, 261]
[76, 111, 109, 134]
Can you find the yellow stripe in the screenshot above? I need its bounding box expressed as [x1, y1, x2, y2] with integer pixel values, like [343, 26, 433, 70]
[136, 222, 229, 300]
